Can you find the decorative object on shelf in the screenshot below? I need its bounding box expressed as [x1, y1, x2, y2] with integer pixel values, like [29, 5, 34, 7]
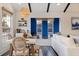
[16, 29, 25, 33]
[18, 18, 26, 22]
[21, 18, 24, 21]
[16, 29, 21, 33]
[18, 18, 27, 27]
[71, 17, 79, 30]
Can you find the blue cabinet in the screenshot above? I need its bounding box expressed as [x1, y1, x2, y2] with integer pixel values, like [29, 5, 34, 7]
[53, 18, 59, 33]
[31, 18, 37, 36]
[42, 19, 48, 39]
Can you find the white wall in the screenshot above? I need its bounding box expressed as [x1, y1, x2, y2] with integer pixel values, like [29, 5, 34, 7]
[60, 12, 79, 36]
[60, 4, 79, 36]
[0, 3, 78, 37]
[0, 3, 14, 55]
[22, 12, 79, 36]
[0, 3, 14, 36]
[13, 4, 79, 36]
[0, 3, 14, 38]
[0, 4, 2, 50]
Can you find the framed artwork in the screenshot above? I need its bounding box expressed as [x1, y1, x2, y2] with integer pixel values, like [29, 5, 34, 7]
[71, 17, 79, 30]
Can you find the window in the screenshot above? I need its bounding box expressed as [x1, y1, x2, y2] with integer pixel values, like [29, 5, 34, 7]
[2, 15, 11, 32]
[2, 7, 12, 33]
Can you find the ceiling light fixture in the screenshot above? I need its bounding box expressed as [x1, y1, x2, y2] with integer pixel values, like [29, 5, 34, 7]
[20, 7, 30, 18]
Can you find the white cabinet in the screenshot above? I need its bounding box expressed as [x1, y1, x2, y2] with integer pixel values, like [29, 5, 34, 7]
[0, 34, 10, 55]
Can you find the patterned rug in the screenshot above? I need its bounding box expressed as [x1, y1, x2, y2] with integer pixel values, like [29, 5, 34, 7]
[41, 46, 58, 56]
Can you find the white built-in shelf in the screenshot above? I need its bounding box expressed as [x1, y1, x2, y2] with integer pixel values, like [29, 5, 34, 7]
[16, 20, 27, 37]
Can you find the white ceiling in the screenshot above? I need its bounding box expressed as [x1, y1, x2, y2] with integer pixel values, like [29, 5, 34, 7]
[31, 3, 48, 13]
[67, 3, 79, 12]
[11, 3, 67, 13]
[11, 3, 28, 12]
[49, 3, 67, 12]
[10, 3, 79, 14]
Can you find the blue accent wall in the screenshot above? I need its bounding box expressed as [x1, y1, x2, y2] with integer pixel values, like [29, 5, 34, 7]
[31, 18, 37, 36]
[42, 19, 48, 39]
[53, 18, 59, 33]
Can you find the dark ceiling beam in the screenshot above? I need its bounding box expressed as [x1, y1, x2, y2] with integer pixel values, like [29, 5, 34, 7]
[47, 3, 50, 13]
[64, 3, 70, 13]
[28, 3, 32, 13]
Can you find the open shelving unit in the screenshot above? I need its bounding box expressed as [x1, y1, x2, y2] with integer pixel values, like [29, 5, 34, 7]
[16, 18, 27, 37]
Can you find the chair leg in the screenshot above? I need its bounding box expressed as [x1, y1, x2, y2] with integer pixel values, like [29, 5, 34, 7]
[9, 44, 13, 56]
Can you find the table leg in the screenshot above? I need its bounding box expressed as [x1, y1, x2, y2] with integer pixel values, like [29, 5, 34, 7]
[31, 44, 35, 56]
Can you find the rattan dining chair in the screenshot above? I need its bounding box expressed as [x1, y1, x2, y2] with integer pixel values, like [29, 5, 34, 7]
[12, 37, 29, 56]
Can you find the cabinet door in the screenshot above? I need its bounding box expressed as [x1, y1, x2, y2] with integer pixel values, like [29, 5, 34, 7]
[53, 18, 59, 33]
[42, 19, 48, 39]
[31, 18, 37, 36]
